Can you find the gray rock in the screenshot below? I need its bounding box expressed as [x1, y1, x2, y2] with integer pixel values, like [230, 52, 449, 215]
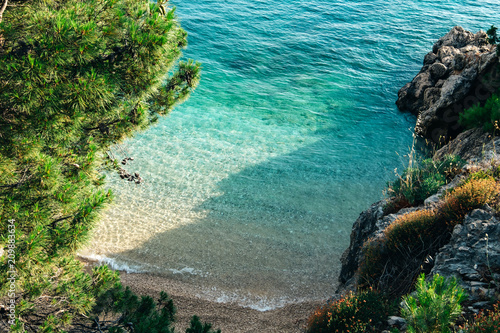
[430, 63, 448, 79]
[396, 26, 499, 142]
[388, 316, 407, 329]
[338, 200, 388, 290]
[472, 301, 492, 309]
[431, 209, 500, 302]
[454, 53, 466, 70]
[423, 87, 442, 109]
[434, 128, 500, 162]
[424, 51, 438, 65]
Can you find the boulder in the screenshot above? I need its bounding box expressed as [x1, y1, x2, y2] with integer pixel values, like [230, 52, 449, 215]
[434, 127, 500, 162]
[338, 200, 387, 291]
[430, 63, 448, 79]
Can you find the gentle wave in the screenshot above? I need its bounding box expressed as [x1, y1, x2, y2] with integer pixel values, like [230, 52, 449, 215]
[80, 0, 500, 309]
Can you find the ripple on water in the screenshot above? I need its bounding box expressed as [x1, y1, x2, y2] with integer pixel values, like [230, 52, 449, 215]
[80, 0, 500, 309]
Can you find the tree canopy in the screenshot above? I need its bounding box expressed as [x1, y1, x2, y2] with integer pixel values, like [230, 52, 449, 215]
[0, 0, 204, 331]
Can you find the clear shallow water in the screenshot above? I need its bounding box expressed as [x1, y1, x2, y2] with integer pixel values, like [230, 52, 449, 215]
[80, 1, 500, 310]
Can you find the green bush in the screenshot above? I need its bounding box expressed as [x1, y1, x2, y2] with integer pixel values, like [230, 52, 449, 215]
[488, 25, 499, 44]
[463, 302, 500, 333]
[186, 316, 221, 333]
[401, 274, 467, 333]
[388, 155, 464, 207]
[487, 25, 500, 56]
[459, 93, 500, 132]
[306, 289, 396, 333]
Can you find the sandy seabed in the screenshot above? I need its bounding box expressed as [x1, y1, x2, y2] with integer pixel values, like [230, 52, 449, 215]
[118, 271, 324, 333]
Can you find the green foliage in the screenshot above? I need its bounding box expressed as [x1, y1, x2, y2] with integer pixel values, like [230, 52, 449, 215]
[487, 24, 500, 57]
[0, 0, 201, 330]
[388, 155, 464, 207]
[186, 316, 221, 333]
[401, 274, 467, 333]
[459, 93, 500, 132]
[463, 302, 500, 333]
[89, 285, 176, 333]
[306, 289, 396, 333]
[487, 25, 499, 45]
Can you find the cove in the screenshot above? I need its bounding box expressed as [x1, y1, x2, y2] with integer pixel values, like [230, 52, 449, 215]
[80, 0, 499, 310]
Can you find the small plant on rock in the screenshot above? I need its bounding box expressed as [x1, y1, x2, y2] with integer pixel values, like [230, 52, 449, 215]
[487, 25, 499, 45]
[459, 93, 500, 132]
[306, 289, 396, 333]
[401, 273, 467, 333]
[439, 177, 499, 227]
[462, 302, 500, 333]
[388, 155, 464, 207]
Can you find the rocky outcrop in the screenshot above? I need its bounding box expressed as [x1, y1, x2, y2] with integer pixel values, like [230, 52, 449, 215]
[396, 26, 499, 143]
[434, 127, 500, 162]
[338, 177, 500, 306]
[431, 208, 500, 309]
[338, 201, 386, 290]
[338, 201, 426, 293]
[338, 26, 500, 310]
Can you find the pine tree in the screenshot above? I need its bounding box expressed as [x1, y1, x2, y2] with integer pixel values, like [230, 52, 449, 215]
[0, 0, 201, 331]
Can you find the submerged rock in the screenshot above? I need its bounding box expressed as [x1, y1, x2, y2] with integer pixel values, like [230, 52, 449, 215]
[396, 26, 499, 143]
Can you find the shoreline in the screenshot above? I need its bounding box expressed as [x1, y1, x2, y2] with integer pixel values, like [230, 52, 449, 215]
[79, 257, 324, 332]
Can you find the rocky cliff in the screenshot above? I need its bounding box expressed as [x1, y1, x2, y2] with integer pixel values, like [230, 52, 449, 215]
[396, 26, 499, 143]
[338, 26, 500, 312]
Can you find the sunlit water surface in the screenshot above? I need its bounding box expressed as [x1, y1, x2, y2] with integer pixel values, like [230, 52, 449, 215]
[80, 0, 499, 310]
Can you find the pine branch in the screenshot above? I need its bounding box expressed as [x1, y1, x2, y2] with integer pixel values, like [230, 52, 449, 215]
[0, 167, 32, 188]
[50, 215, 73, 228]
[0, 0, 8, 24]
[84, 119, 121, 134]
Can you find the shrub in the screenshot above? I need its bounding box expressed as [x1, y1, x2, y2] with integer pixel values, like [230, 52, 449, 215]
[401, 274, 467, 333]
[388, 155, 464, 207]
[487, 25, 499, 45]
[359, 177, 499, 296]
[440, 177, 499, 227]
[186, 316, 222, 333]
[463, 302, 500, 333]
[358, 237, 389, 290]
[459, 93, 500, 132]
[88, 285, 176, 333]
[306, 289, 395, 333]
[384, 209, 440, 251]
[358, 210, 447, 295]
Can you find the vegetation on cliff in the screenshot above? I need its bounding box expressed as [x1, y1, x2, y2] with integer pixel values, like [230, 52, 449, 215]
[458, 25, 499, 132]
[309, 24, 500, 332]
[0, 0, 213, 331]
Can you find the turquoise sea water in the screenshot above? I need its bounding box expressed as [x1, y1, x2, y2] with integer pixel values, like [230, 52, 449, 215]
[81, 1, 500, 310]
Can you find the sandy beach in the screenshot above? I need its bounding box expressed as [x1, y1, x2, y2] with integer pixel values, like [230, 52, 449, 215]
[117, 271, 325, 333]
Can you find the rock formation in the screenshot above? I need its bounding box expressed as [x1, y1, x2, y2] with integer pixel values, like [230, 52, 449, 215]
[431, 208, 500, 309]
[338, 27, 500, 311]
[396, 26, 499, 143]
